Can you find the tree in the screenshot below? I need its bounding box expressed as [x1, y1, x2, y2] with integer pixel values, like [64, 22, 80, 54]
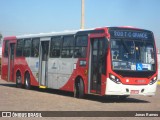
[0, 33, 2, 41]
[0, 33, 2, 45]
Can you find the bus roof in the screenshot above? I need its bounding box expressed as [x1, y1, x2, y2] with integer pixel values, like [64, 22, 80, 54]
[3, 36, 16, 40]
[4, 26, 152, 40]
[16, 28, 94, 39]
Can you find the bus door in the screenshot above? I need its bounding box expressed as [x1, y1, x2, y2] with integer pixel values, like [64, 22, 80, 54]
[8, 43, 15, 82]
[89, 37, 107, 94]
[39, 37, 50, 87]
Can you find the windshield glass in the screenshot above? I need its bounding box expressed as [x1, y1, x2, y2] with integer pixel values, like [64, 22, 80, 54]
[111, 39, 156, 71]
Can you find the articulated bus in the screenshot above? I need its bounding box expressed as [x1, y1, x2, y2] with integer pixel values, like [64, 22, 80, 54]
[1, 27, 158, 98]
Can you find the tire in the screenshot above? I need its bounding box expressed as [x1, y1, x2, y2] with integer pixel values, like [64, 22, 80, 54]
[16, 73, 22, 88]
[74, 78, 84, 98]
[25, 73, 31, 89]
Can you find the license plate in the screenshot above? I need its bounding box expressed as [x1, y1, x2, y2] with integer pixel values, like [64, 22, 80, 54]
[130, 90, 139, 94]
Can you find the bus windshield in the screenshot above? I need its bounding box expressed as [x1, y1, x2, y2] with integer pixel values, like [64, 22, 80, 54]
[111, 39, 156, 71]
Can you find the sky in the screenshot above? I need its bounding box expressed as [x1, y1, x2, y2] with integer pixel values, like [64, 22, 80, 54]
[0, 0, 160, 47]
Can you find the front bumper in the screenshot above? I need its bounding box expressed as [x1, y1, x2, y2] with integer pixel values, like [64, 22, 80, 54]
[105, 78, 157, 96]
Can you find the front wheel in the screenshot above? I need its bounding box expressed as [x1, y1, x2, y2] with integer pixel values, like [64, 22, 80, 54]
[74, 78, 84, 98]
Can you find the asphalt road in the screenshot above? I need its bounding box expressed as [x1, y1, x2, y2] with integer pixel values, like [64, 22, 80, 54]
[0, 79, 159, 120]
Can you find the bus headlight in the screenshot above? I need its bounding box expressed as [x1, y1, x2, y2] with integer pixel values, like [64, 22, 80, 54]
[149, 76, 157, 85]
[109, 73, 121, 84]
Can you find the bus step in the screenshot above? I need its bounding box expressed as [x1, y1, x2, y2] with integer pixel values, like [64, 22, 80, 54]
[39, 86, 47, 89]
[158, 81, 160, 85]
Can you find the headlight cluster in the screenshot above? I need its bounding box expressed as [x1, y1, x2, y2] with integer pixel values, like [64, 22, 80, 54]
[149, 76, 157, 85]
[109, 73, 121, 84]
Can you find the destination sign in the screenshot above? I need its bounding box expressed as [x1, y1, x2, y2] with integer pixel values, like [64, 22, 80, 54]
[110, 30, 152, 40]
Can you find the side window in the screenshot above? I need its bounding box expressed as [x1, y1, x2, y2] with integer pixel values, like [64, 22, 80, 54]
[16, 39, 24, 57]
[61, 36, 75, 58]
[23, 39, 31, 57]
[4, 40, 9, 57]
[31, 38, 40, 57]
[50, 37, 61, 58]
[75, 35, 88, 58]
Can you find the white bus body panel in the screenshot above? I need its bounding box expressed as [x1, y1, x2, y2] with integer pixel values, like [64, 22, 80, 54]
[26, 57, 39, 82]
[105, 78, 157, 96]
[47, 58, 78, 89]
[26, 58, 78, 89]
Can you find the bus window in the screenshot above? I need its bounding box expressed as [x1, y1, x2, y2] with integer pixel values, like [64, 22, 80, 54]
[61, 36, 75, 58]
[4, 40, 9, 57]
[74, 35, 88, 58]
[23, 39, 31, 57]
[50, 37, 61, 58]
[146, 44, 155, 64]
[16, 39, 24, 57]
[31, 38, 40, 57]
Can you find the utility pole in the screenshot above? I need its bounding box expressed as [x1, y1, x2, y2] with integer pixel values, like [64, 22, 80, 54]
[81, 0, 85, 29]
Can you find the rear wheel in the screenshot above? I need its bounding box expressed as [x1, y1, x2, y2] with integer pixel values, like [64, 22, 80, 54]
[16, 73, 22, 88]
[25, 73, 31, 89]
[74, 78, 84, 98]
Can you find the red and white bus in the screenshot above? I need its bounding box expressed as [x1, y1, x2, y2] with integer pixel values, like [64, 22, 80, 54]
[1, 26, 158, 98]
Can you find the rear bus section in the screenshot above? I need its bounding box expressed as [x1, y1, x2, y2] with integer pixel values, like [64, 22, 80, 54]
[1, 37, 16, 82]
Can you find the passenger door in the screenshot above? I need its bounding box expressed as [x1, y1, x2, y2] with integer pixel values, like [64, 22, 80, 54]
[39, 37, 50, 87]
[8, 43, 15, 82]
[89, 37, 107, 94]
